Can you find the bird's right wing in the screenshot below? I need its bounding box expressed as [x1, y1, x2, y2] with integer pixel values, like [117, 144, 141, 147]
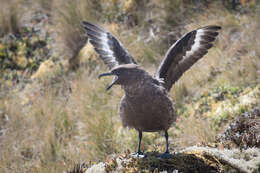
[155, 26, 221, 91]
[82, 21, 137, 69]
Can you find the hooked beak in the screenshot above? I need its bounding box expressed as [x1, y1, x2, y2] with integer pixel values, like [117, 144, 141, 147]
[98, 72, 118, 91]
[98, 72, 113, 79]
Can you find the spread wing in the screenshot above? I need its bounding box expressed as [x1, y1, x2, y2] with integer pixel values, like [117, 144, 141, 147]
[155, 26, 221, 91]
[82, 21, 137, 69]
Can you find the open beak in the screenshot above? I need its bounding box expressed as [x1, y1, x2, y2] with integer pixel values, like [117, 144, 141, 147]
[98, 72, 113, 79]
[98, 72, 118, 91]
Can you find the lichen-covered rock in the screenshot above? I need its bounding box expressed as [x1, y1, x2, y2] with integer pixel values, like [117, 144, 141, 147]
[218, 107, 260, 149]
[183, 146, 260, 173]
[67, 146, 260, 173]
[86, 163, 106, 173]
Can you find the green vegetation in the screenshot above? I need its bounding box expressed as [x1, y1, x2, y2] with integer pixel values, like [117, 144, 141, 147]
[0, 25, 53, 89]
[0, 0, 259, 172]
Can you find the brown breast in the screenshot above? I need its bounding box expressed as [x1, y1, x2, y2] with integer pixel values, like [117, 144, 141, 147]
[119, 84, 177, 132]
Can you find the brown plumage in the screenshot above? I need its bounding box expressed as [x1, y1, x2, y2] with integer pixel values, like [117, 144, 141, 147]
[82, 21, 221, 157]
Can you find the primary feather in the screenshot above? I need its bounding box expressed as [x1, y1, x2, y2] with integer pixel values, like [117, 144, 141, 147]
[82, 21, 136, 69]
[155, 25, 221, 91]
[82, 21, 221, 91]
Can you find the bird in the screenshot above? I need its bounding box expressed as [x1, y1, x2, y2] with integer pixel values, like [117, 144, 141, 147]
[82, 21, 221, 158]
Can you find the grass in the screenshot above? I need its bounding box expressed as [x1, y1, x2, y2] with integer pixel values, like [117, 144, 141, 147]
[0, 0, 260, 172]
[0, 70, 140, 172]
[0, 0, 23, 36]
[0, 86, 75, 172]
[51, 0, 94, 70]
[171, 6, 260, 104]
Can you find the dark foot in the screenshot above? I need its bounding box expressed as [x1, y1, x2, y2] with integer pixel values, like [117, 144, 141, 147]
[131, 152, 146, 158]
[157, 152, 173, 159]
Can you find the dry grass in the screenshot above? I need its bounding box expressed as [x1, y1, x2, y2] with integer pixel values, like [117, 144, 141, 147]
[0, 85, 77, 172]
[0, 70, 136, 172]
[0, 0, 24, 36]
[68, 70, 122, 160]
[174, 115, 217, 147]
[51, 0, 95, 69]
[171, 5, 260, 104]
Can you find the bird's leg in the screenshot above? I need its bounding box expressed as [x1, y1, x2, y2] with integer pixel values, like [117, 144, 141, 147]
[131, 131, 146, 158]
[137, 131, 143, 155]
[165, 130, 169, 154]
[158, 130, 173, 159]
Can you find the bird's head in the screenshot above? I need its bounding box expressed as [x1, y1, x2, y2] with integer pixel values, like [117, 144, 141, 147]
[98, 64, 145, 90]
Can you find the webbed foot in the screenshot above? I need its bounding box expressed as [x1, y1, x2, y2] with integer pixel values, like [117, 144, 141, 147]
[131, 152, 146, 158]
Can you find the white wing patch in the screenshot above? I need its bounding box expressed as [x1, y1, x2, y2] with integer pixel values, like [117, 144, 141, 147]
[92, 32, 119, 68]
[183, 29, 205, 59]
[82, 21, 136, 69]
[155, 25, 221, 90]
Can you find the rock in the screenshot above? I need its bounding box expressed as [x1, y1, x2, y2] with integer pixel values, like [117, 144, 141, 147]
[68, 146, 260, 173]
[85, 162, 106, 173]
[218, 107, 260, 148]
[183, 146, 260, 173]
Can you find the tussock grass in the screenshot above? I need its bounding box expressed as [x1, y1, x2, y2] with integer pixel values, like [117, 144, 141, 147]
[68, 71, 122, 160]
[51, 0, 94, 69]
[171, 7, 260, 104]
[0, 0, 23, 36]
[0, 70, 136, 172]
[174, 115, 217, 147]
[0, 86, 77, 172]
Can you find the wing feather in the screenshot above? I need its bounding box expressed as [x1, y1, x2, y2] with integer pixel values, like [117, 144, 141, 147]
[82, 21, 136, 69]
[155, 25, 221, 91]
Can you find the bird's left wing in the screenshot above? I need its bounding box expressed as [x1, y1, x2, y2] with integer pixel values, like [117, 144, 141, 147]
[155, 26, 221, 91]
[82, 21, 137, 69]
